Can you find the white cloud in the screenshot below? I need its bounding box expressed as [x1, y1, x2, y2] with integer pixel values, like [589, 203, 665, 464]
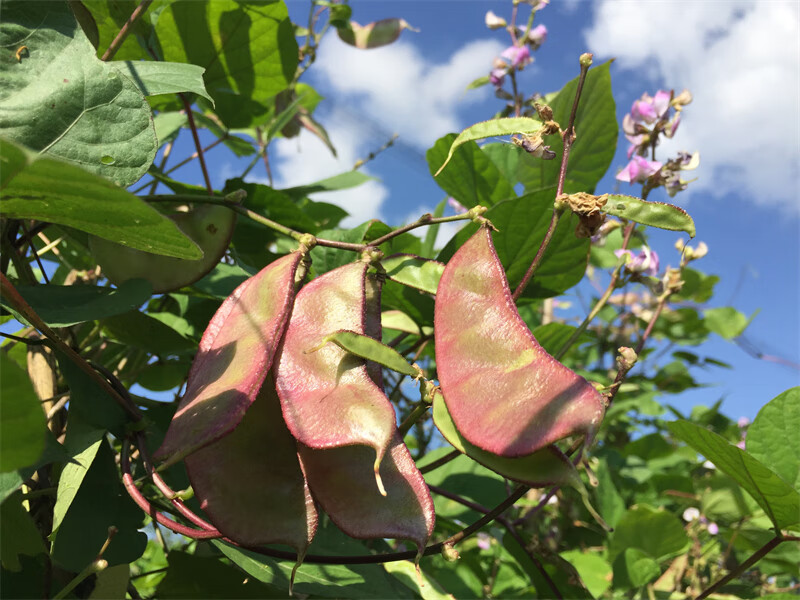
[584, 1, 800, 212]
[312, 35, 506, 149]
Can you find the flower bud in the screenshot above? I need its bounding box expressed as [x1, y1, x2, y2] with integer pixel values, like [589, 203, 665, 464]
[485, 10, 507, 29]
[672, 88, 693, 108]
[441, 542, 460, 562]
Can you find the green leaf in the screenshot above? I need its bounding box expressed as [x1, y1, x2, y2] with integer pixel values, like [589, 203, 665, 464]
[84, 0, 154, 61]
[156, 550, 279, 599]
[56, 352, 127, 437]
[3, 279, 152, 328]
[314, 330, 419, 378]
[433, 118, 544, 176]
[0, 139, 202, 259]
[437, 191, 590, 299]
[747, 387, 800, 491]
[52, 416, 105, 533]
[465, 75, 490, 90]
[603, 195, 696, 237]
[137, 360, 190, 392]
[0, 491, 47, 571]
[595, 458, 626, 529]
[704, 307, 750, 340]
[115, 61, 214, 105]
[50, 440, 147, 572]
[153, 111, 188, 145]
[503, 534, 593, 599]
[384, 561, 455, 600]
[101, 310, 196, 356]
[381, 255, 444, 295]
[309, 222, 372, 276]
[0, 1, 157, 187]
[531, 322, 593, 356]
[156, 0, 298, 129]
[0, 353, 45, 473]
[609, 505, 689, 563]
[667, 420, 800, 530]
[421, 199, 447, 258]
[283, 171, 376, 198]
[612, 548, 661, 589]
[381, 310, 432, 337]
[559, 550, 612, 598]
[482, 141, 536, 186]
[427, 134, 516, 208]
[213, 540, 403, 599]
[520, 62, 617, 194]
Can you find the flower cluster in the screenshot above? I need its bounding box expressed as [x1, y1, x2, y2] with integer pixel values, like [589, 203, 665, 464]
[484, 4, 548, 92]
[616, 89, 698, 197]
[615, 247, 660, 277]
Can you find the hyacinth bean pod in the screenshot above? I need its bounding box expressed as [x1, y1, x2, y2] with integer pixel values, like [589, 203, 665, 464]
[298, 434, 435, 561]
[274, 262, 397, 495]
[434, 227, 606, 457]
[432, 391, 581, 488]
[155, 251, 304, 465]
[184, 376, 317, 555]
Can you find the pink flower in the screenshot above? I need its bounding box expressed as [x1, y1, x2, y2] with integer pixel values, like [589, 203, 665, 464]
[616, 155, 662, 183]
[447, 197, 466, 213]
[489, 67, 506, 88]
[737, 416, 750, 429]
[737, 440, 746, 450]
[501, 44, 531, 68]
[615, 247, 660, 277]
[630, 90, 671, 125]
[477, 532, 491, 550]
[527, 24, 548, 49]
[707, 522, 719, 535]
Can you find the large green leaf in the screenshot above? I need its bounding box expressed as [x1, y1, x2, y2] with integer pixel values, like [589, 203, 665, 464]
[0, 139, 201, 258]
[667, 419, 800, 530]
[519, 62, 617, 194]
[156, 550, 279, 599]
[426, 134, 516, 208]
[3, 279, 152, 327]
[381, 255, 444, 295]
[608, 505, 689, 563]
[51, 415, 105, 533]
[0, 0, 157, 187]
[115, 60, 214, 105]
[213, 540, 406, 599]
[155, 0, 298, 129]
[0, 491, 47, 571]
[612, 548, 661, 589]
[747, 387, 800, 491]
[437, 191, 590, 299]
[704, 306, 750, 340]
[0, 353, 45, 473]
[50, 440, 147, 572]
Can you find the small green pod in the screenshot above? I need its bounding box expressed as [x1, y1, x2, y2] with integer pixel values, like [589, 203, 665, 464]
[89, 203, 236, 293]
[309, 330, 421, 379]
[337, 18, 415, 49]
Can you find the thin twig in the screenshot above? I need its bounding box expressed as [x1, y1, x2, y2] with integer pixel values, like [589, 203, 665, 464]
[695, 535, 785, 600]
[180, 95, 213, 193]
[419, 449, 460, 474]
[100, 0, 153, 61]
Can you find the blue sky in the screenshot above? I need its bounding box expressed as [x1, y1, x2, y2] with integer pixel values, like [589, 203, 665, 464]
[229, 0, 795, 421]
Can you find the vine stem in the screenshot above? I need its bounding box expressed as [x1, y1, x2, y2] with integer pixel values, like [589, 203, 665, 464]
[180, 94, 214, 194]
[512, 54, 593, 301]
[695, 535, 789, 600]
[100, 0, 153, 61]
[0, 273, 141, 422]
[428, 484, 562, 599]
[143, 193, 476, 252]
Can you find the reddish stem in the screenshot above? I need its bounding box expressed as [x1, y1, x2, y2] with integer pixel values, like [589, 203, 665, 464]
[100, 0, 153, 61]
[181, 95, 213, 194]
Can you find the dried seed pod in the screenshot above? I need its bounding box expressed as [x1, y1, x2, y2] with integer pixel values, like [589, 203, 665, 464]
[89, 203, 236, 293]
[298, 433, 434, 560]
[185, 376, 317, 555]
[434, 227, 605, 457]
[274, 262, 396, 494]
[155, 251, 304, 465]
